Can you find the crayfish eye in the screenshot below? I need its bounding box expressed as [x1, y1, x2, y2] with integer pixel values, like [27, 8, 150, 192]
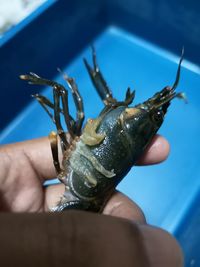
[152, 110, 163, 122]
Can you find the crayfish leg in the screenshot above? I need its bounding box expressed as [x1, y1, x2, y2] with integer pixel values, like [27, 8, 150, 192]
[84, 46, 135, 107]
[83, 46, 117, 105]
[60, 73, 85, 136]
[49, 131, 69, 184]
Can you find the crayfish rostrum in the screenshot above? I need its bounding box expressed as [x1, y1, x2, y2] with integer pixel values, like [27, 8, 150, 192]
[20, 47, 185, 212]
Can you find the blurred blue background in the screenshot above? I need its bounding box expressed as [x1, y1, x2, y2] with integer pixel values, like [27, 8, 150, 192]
[0, 1, 200, 265]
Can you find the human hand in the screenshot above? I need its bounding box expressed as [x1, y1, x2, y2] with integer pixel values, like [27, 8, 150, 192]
[0, 135, 183, 266]
[0, 134, 169, 213]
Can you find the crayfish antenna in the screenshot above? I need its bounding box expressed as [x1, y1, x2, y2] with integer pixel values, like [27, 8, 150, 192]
[171, 47, 184, 91]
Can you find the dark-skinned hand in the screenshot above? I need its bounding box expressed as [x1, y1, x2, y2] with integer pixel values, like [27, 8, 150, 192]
[0, 135, 183, 267]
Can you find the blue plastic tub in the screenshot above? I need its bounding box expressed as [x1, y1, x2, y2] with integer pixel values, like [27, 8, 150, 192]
[0, 1, 200, 265]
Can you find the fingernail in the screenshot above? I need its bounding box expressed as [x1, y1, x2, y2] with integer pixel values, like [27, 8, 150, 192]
[139, 225, 184, 267]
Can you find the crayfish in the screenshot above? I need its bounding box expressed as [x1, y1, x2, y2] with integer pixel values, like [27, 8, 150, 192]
[20, 47, 185, 212]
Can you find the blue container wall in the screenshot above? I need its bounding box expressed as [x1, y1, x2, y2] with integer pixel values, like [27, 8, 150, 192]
[1, 0, 200, 130]
[175, 193, 200, 267]
[106, 0, 200, 66]
[0, 0, 107, 130]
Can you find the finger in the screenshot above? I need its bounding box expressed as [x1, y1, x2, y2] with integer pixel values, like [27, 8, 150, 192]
[45, 184, 146, 224]
[44, 187, 183, 266]
[44, 183, 65, 211]
[0, 134, 169, 182]
[103, 191, 146, 223]
[137, 134, 170, 165]
[0, 211, 183, 267]
[0, 137, 57, 180]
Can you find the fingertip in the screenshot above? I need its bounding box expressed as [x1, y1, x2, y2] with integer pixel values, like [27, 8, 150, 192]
[137, 135, 170, 165]
[44, 183, 64, 211]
